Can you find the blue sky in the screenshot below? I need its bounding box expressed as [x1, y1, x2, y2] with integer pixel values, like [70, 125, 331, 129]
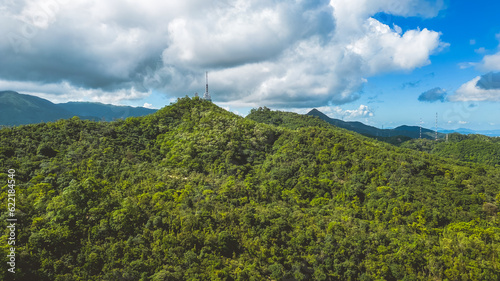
[0, 0, 499, 130]
[359, 0, 500, 130]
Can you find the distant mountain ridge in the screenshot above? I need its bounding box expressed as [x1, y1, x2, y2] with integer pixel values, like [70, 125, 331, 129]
[57, 101, 157, 122]
[0, 91, 157, 126]
[306, 108, 441, 139]
[439, 128, 500, 137]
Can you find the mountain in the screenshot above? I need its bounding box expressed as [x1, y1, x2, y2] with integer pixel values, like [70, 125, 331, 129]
[439, 128, 500, 137]
[1, 96, 499, 280]
[0, 91, 157, 126]
[0, 90, 74, 126]
[306, 108, 500, 138]
[306, 108, 440, 139]
[247, 107, 500, 167]
[393, 125, 424, 132]
[57, 101, 157, 121]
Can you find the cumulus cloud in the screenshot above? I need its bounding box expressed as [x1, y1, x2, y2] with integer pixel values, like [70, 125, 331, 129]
[480, 53, 500, 72]
[0, 78, 151, 104]
[346, 18, 443, 75]
[314, 104, 374, 119]
[418, 87, 447, 102]
[0, 0, 446, 107]
[450, 74, 500, 102]
[345, 104, 375, 118]
[476, 72, 500, 90]
[143, 102, 154, 109]
[453, 34, 500, 102]
[475, 33, 500, 72]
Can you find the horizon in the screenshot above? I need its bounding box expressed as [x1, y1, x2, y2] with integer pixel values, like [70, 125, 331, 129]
[1, 0, 499, 130]
[4, 90, 500, 136]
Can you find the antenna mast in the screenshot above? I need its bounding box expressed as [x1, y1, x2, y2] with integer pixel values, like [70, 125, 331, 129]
[203, 71, 212, 102]
[435, 113, 438, 141]
[419, 118, 422, 139]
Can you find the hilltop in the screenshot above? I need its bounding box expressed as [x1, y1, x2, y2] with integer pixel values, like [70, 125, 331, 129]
[1, 97, 499, 280]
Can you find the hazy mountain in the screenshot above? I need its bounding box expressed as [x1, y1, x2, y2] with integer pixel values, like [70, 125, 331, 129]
[57, 102, 157, 121]
[0, 91, 157, 126]
[439, 128, 500, 137]
[0, 90, 74, 126]
[306, 108, 440, 139]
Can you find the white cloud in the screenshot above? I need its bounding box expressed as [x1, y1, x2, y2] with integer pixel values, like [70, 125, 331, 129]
[0, 79, 151, 105]
[143, 102, 154, 109]
[454, 33, 500, 102]
[330, 0, 444, 37]
[221, 105, 243, 116]
[480, 53, 500, 71]
[0, 0, 446, 107]
[475, 47, 486, 54]
[475, 33, 500, 71]
[450, 76, 500, 102]
[346, 104, 375, 118]
[347, 18, 443, 74]
[458, 121, 468, 124]
[458, 62, 476, 69]
[313, 104, 374, 119]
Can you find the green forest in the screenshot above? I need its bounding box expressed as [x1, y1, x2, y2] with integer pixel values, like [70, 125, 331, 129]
[399, 134, 500, 167]
[247, 107, 500, 166]
[1, 97, 499, 280]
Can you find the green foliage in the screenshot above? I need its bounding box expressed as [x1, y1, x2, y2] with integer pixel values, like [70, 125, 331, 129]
[247, 107, 333, 130]
[1, 97, 499, 280]
[400, 134, 500, 167]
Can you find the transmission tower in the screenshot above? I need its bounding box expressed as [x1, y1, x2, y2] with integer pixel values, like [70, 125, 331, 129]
[419, 118, 422, 139]
[435, 113, 438, 141]
[203, 72, 212, 102]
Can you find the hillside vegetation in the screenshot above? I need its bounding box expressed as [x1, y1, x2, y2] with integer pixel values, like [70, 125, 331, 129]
[400, 134, 500, 167]
[1, 97, 499, 280]
[305, 108, 440, 140]
[247, 107, 500, 167]
[246, 107, 424, 145]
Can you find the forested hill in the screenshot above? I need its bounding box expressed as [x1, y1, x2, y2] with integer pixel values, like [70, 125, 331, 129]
[246, 107, 411, 145]
[0, 91, 75, 126]
[0, 91, 157, 126]
[305, 108, 441, 139]
[246, 107, 500, 167]
[1, 97, 500, 280]
[400, 133, 500, 167]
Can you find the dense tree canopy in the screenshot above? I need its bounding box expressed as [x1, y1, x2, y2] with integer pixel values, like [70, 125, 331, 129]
[400, 134, 500, 167]
[1, 97, 499, 280]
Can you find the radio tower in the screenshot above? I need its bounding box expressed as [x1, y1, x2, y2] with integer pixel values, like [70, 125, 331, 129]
[419, 118, 422, 139]
[203, 72, 212, 102]
[435, 113, 438, 141]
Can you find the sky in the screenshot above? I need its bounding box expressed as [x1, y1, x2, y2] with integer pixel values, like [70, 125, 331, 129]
[1, 0, 500, 130]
